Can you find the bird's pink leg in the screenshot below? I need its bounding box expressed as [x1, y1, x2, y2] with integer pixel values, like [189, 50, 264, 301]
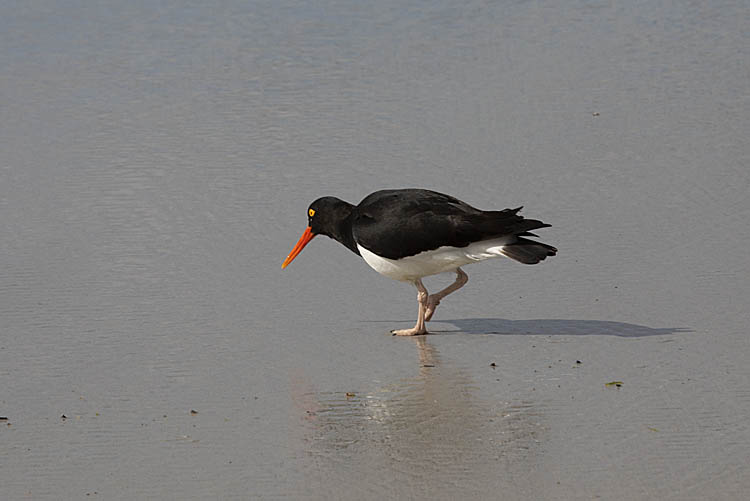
[424, 268, 468, 321]
[391, 279, 429, 336]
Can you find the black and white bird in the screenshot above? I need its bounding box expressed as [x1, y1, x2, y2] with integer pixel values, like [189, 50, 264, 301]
[282, 189, 557, 336]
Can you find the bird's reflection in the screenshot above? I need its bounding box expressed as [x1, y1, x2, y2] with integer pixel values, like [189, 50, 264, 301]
[292, 337, 545, 497]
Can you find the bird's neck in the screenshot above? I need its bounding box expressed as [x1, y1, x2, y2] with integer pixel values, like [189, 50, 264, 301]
[330, 210, 360, 256]
[323, 201, 360, 256]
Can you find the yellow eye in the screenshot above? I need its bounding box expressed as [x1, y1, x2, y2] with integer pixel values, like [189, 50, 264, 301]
[308, 208, 315, 217]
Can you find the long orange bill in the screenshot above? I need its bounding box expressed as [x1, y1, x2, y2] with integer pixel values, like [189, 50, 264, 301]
[282, 226, 315, 269]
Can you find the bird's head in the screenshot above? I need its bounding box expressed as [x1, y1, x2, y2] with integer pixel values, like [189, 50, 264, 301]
[282, 197, 354, 269]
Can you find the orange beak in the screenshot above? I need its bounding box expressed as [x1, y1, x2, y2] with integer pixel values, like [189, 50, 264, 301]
[282, 226, 316, 269]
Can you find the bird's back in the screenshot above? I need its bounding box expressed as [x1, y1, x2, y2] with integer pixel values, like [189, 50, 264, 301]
[356, 189, 481, 218]
[352, 189, 550, 260]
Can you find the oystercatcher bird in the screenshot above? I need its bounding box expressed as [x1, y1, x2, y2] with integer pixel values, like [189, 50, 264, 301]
[282, 189, 556, 336]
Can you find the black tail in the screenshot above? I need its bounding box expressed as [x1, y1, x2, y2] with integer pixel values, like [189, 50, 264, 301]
[501, 237, 558, 265]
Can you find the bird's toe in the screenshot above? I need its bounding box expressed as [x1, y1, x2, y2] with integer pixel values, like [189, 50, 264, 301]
[424, 296, 441, 322]
[391, 327, 428, 336]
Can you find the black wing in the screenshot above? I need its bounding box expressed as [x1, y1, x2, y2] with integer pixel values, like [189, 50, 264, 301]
[352, 189, 550, 259]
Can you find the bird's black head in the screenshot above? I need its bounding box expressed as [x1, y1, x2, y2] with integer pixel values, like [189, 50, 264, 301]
[306, 196, 355, 238]
[282, 196, 357, 269]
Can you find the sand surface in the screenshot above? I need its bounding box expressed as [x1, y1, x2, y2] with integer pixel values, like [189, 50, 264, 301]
[1, 1, 748, 499]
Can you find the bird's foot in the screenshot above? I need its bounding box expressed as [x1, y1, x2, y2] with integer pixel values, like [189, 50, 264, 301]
[391, 327, 428, 336]
[423, 296, 441, 322]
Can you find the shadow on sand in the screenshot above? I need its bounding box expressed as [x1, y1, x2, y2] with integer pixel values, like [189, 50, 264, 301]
[430, 318, 690, 338]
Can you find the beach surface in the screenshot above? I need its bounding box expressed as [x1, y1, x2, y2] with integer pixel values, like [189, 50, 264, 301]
[1, 1, 748, 499]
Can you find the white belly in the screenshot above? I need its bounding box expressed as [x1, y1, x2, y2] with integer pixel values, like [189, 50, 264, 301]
[357, 237, 514, 282]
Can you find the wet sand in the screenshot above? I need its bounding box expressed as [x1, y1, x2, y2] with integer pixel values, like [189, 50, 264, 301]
[1, 1, 748, 499]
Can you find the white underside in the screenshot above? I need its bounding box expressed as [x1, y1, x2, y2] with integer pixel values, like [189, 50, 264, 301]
[357, 237, 515, 282]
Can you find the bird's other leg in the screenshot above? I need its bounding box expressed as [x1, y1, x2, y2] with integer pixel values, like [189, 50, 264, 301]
[391, 279, 429, 336]
[424, 268, 468, 321]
